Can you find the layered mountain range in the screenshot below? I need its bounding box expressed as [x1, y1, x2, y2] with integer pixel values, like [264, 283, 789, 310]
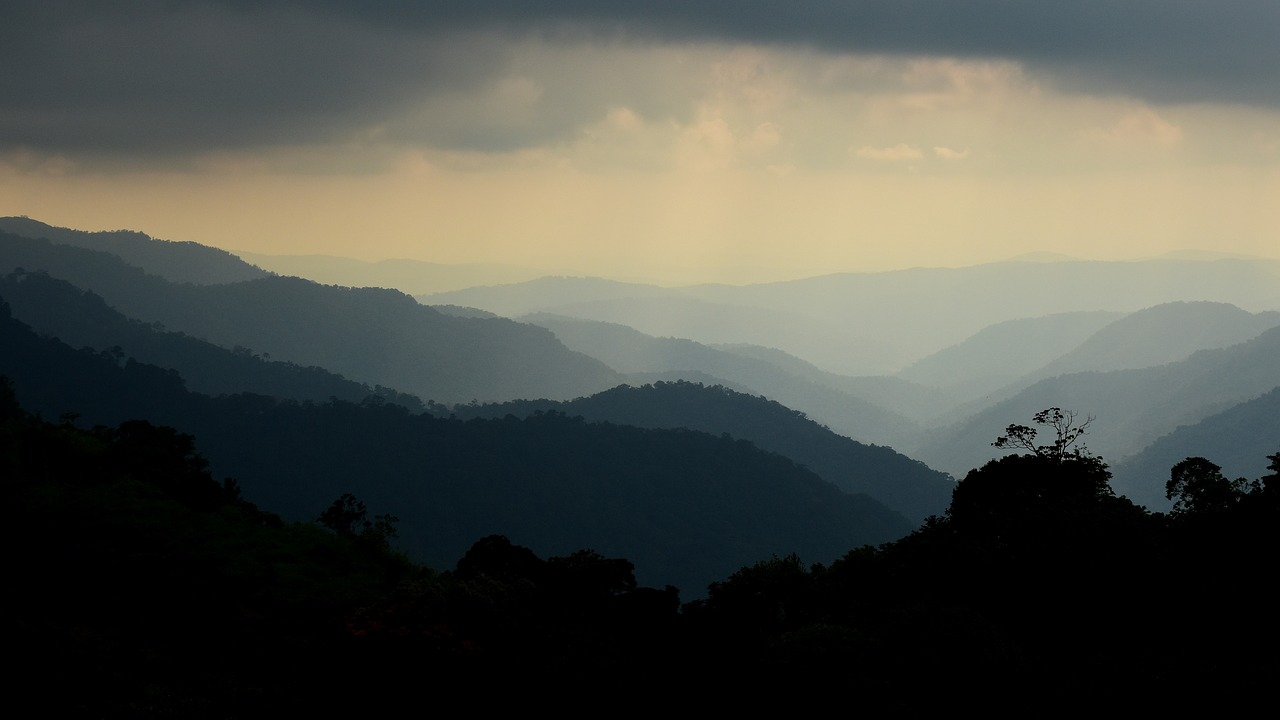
[2, 215, 1277, 586]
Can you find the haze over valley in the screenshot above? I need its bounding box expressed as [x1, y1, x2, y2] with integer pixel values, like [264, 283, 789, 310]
[4, 1, 1278, 712]
[4, 216, 1276, 527]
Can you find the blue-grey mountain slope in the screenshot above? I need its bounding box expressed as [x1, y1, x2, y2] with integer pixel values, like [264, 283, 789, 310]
[0, 269, 424, 410]
[1109, 388, 1280, 511]
[681, 260, 1280, 368]
[0, 216, 268, 285]
[896, 310, 1123, 402]
[905, 301, 1280, 425]
[450, 380, 955, 525]
[518, 312, 919, 448]
[914, 327, 1280, 478]
[1027, 301, 1280, 379]
[422, 259, 1280, 376]
[0, 232, 622, 404]
[423, 280, 904, 375]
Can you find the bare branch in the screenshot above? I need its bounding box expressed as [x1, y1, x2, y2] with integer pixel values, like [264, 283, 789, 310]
[992, 407, 1095, 462]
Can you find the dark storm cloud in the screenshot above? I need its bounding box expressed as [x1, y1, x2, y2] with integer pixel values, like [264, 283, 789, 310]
[0, 1, 512, 157]
[2, 1, 1276, 158]
[290, 0, 1280, 106]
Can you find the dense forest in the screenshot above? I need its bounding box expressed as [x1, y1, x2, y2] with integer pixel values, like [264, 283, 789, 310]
[8, 381, 1276, 713]
[0, 300, 908, 594]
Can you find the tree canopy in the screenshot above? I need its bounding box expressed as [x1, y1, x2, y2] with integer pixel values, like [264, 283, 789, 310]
[992, 406, 1096, 463]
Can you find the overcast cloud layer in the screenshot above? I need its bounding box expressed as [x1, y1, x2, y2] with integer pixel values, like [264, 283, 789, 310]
[4, 1, 1278, 158]
[3, 1, 1277, 281]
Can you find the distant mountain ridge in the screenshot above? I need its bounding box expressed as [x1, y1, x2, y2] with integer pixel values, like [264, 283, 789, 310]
[897, 311, 1124, 399]
[431, 287, 905, 375]
[1029, 301, 1280, 378]
[423, 259, 1280, 375]
[895, 301, 1280, 423]
[450, 381, 955, 525]
[518, 312, 920, 448]
[915, 326, 1280, 480]
[0, 232, 623, 404]
[0, 216, 268, 285]
[235, 251, 544, 295]
[0, 269, 425, 410]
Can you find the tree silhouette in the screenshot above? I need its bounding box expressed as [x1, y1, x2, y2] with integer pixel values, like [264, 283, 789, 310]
[318, 493, 399, 550]
[1262, 452, 1280, 493]
[1166, 456, 1257, 516]
[318, 493, 369, 539]
[992, 407, 1096, 463]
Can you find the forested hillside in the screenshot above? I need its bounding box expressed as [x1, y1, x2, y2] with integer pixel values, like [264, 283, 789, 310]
[518, 312, 921, 447]
[453, 381, 954, 525]
[1, 270, 425, 409]
[0, 302, 908, 594]
[0, 232, 623, 404]
[0, 216, 269, 284]
[9, 376, 1275, 713]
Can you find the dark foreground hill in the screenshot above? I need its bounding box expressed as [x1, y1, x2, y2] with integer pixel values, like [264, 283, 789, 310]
[0, 302, 908, 595]
[452, 381, 954, 526]
[4, 382, 702, 714]
[11, 378, 1274, 714]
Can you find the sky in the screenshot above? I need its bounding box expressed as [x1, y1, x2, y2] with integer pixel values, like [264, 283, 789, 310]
[2, 1, 1278, 284]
